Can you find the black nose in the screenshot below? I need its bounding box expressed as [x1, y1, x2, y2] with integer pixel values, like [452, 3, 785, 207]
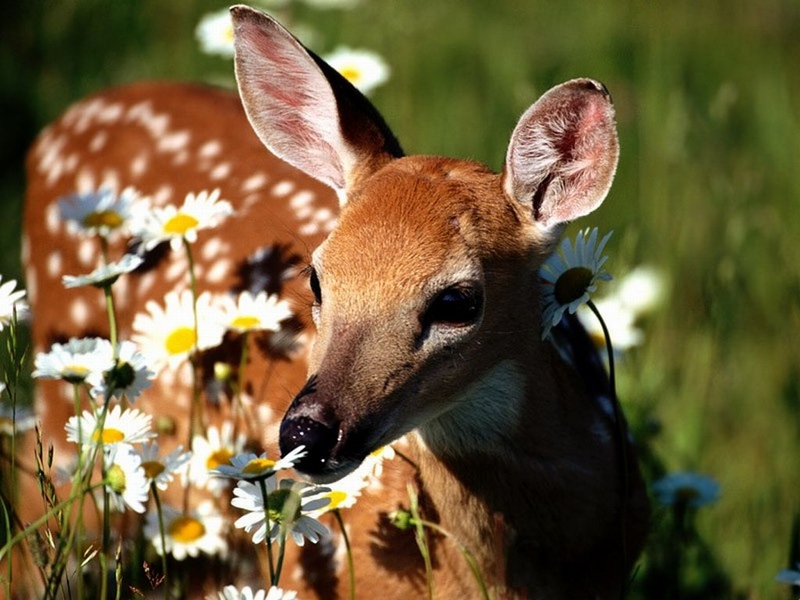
[279, 415, 340, 474]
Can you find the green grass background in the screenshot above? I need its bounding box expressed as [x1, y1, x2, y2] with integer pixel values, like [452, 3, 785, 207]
[2, 0, 799, 597]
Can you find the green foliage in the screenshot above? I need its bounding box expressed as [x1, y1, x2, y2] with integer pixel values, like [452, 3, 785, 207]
[1, 0, 799, 597]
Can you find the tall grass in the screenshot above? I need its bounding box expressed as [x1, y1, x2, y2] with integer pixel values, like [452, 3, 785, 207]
[1, 0, 799, 597]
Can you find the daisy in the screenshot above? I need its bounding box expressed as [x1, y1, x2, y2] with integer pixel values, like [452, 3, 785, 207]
[231, 478, 330, 546]
[652, 472, 720, 508]
[215, 291, 293, 334]
[140, 441, 192, 491]
[104, 443, 149, 513]
[32, 337, 115, 387]
[577, 265, 665, 353]
[91, 340, 154, 401]
[145, 501, 228, 560]
[616, 266, 665, 315]
[196, 9, 235, 58]
[58, 186, 142, 239]
[66, 404, 155, 448]
[0, 276, 29, 330]
[577, 296, 643, 353]
[187, 422, 246, 494]
[305, 445, 394, 517]
[538, 228, 613, 341]
[214, 585, 298, 600]
[132, 290, 226, 371]
[322, 47, 390, 96]
[211, 446, 307, 481]
[132, 189, 232, 252]
[62, 254, 143, 289]
[776, 563, 800, 585]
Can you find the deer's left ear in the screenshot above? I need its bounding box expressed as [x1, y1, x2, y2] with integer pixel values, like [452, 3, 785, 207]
[502, 79, 619, 233]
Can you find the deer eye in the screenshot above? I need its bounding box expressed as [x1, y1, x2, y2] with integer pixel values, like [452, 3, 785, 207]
[309, 268, 322, 305]
[423, 285, 483, 327]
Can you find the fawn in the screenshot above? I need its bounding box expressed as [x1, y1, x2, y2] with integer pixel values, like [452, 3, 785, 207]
[21, 5, 648, 598]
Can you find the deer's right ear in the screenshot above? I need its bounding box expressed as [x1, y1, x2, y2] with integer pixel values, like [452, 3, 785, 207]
[231, 5, 402, 203]
[502, 79, 619, 236]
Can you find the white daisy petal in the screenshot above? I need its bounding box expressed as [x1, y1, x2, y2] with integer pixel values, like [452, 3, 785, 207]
[322, 47, 390, 95]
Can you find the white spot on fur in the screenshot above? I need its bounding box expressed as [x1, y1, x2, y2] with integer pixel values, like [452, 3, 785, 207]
[63, 153, 79, 175]
[77, 238, 96, 266]
[99, 102, 123, 123]
[89, 131, 108, 153]
[205, 258, 231, 284]
[271, 180, 295, 198]
[69, 298, 90, 328]
[172, 150, 189, 166]
[46, 251, 62, 278]
[136, 271, 156, 297]
[298, 222, 320, 236]
[241, 173, 268, 193]
[45, 204, 61, 235]
[125, 101, 170, 138]
[151, 185, 173, 206]
[289, 190, 314, 211]
[76, 167, 98, 193]
[198, 140, 222, 158]
[100, 169, 122, 193]
[164, 255, 187, 282]
[113, 275, 130, 309]
[130, 153, 149, 178]
[209, 162, 231, 181]
[158, 130, 190, 154]
[200, 237, 223, 261]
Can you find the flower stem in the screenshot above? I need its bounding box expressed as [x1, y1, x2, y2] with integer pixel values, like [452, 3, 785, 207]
[333, 509, 356, 600]
[407, 485, 434, 600]
[410, 517, 490, 600]
[102, 283, 118, 354]
[182, 236, 203, 513]
[151, 484, 170, 600]
[258, 478, 275, 584]
[586, 298, 629, 597]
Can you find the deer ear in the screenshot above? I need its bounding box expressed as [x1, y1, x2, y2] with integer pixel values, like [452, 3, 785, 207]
[231, 5, 402, 203]
[502, 79, 619, 232]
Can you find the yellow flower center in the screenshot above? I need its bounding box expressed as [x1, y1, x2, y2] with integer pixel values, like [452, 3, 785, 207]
[63, 364, 91, 383]
[83, 210, 124, 230]
[142, 460, 165, 479]
[206, 448, 234, 470]
[230, 315, 261, 331]
[554, 266, 594, 305]
[242, 457, 277, 475]
[339, 66, 361, 84]
[164, 327, 196, 355]
[169, 516, 206, 543]
[325, 490, 348, 510]
[93, 427, 126, 444]
[163, 213, 199, 236]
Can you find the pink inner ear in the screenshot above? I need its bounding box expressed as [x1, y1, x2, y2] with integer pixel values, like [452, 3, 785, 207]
[234, 10, 350, 191]
[505, 80, 619, 229]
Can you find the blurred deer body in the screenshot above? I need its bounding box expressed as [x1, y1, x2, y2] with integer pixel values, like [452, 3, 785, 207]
[22, 5, 648, 598]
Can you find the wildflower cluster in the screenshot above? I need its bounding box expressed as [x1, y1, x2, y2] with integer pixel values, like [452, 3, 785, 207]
[0, 183, 399, 599]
